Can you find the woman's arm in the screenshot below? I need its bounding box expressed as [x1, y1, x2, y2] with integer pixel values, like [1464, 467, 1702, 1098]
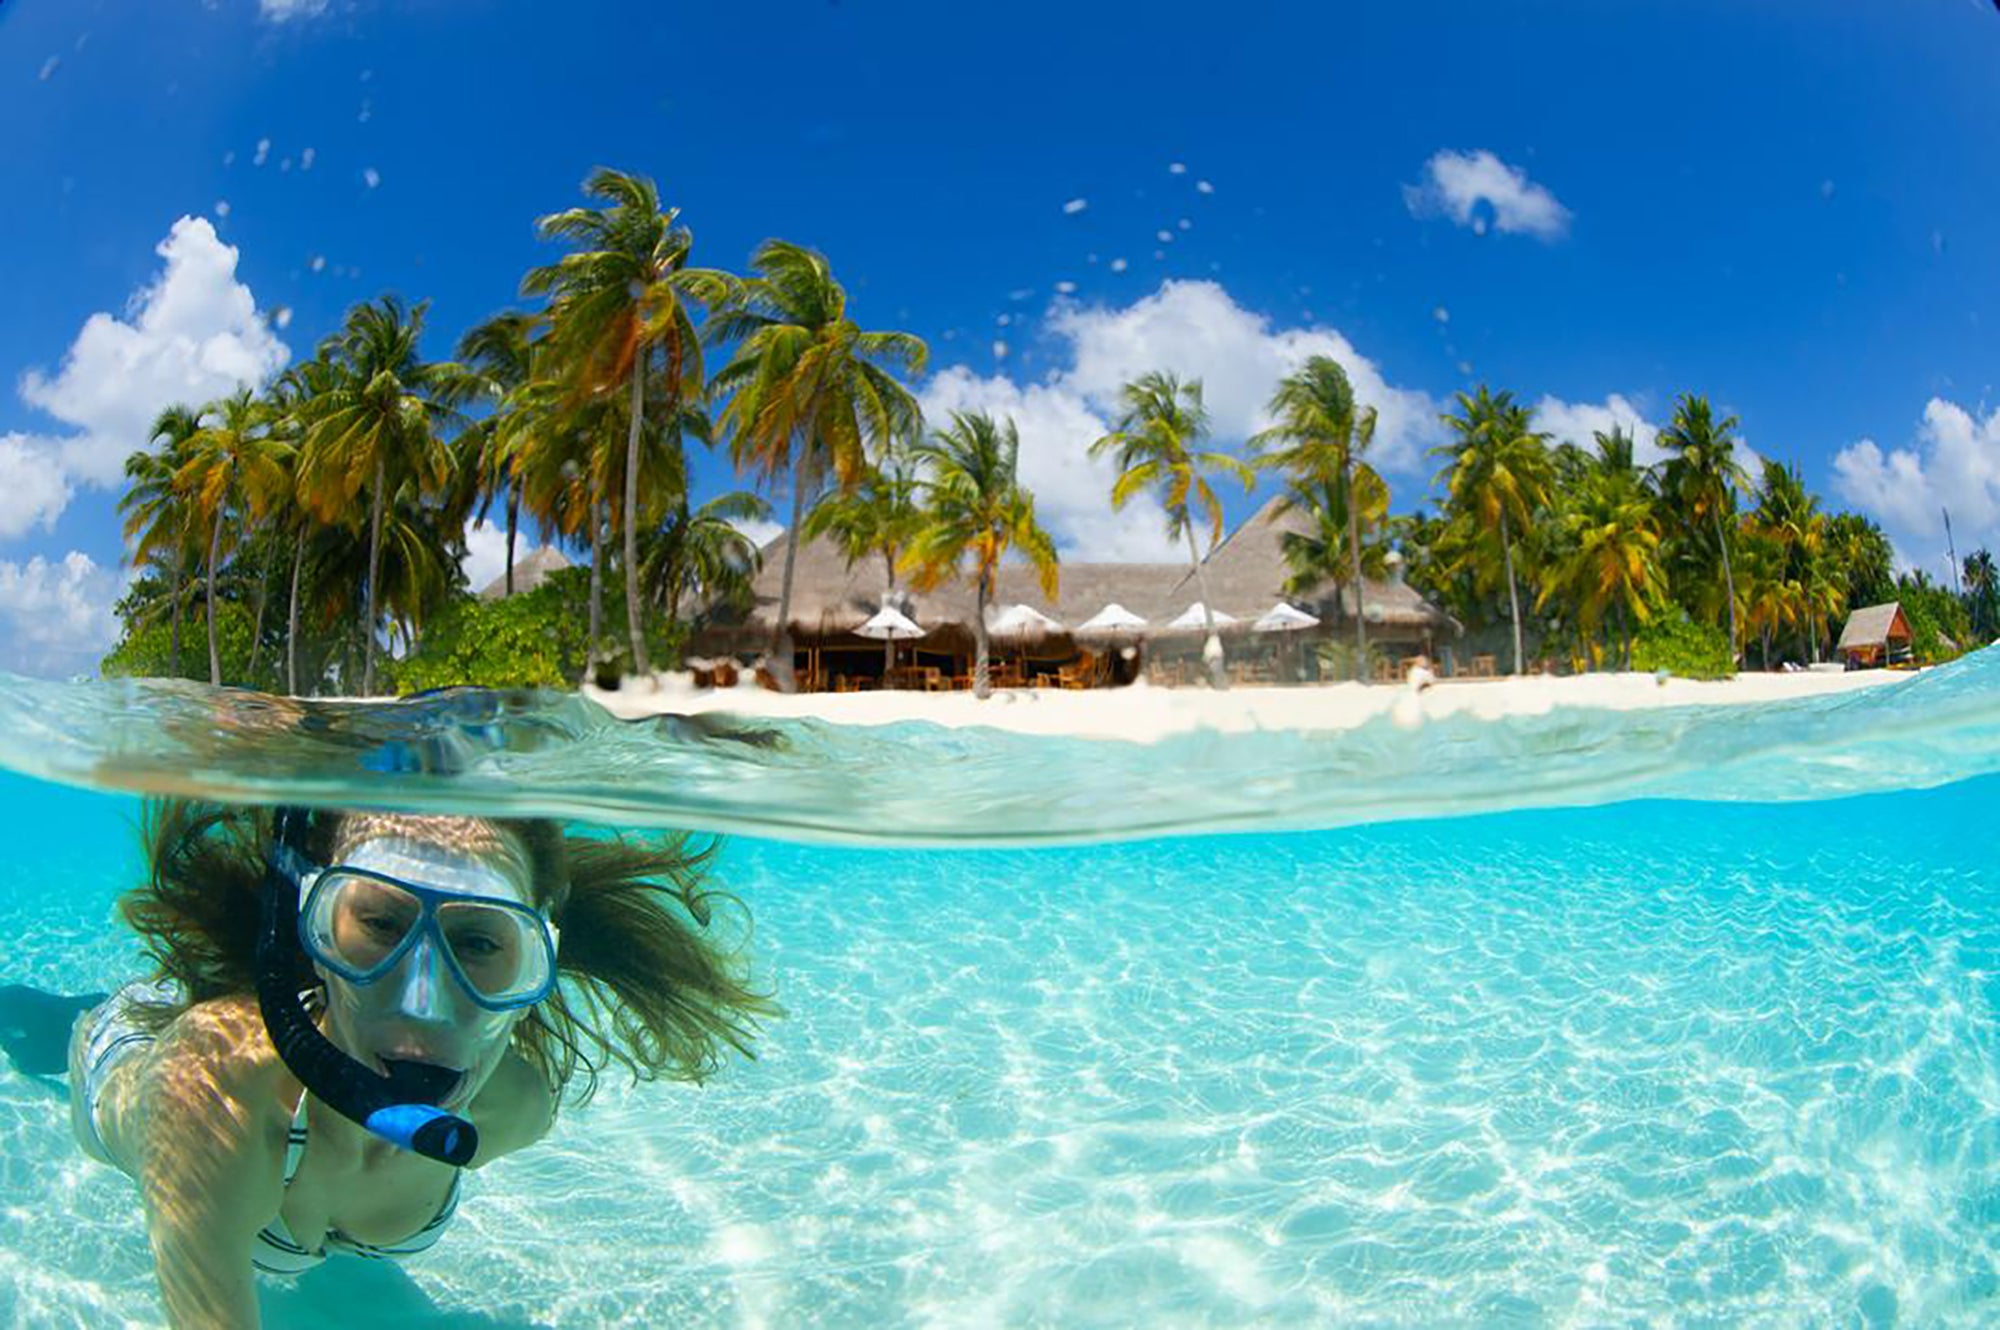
[131, 1003, 286, 1330]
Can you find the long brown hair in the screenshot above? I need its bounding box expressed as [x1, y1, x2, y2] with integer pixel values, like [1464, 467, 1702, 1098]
[117, 799, 781, 1105]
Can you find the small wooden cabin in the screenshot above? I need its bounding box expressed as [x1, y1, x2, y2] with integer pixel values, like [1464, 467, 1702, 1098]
[1835, 601, 1913, 668]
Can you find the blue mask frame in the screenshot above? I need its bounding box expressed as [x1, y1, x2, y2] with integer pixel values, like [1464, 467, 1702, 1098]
[292, 851, 561, 1013]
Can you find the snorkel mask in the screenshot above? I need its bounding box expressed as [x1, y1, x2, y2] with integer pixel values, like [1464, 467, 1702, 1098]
[256, 807, 558, 1165]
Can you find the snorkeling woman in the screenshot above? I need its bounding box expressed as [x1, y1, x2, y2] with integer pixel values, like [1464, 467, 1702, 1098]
[66, 799, 778, 1329]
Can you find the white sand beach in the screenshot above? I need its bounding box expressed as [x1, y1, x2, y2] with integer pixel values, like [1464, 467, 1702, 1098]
[584, 667, 1911, 744]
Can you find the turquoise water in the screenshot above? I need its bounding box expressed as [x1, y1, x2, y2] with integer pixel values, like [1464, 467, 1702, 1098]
[0, 662, 1995, 1325]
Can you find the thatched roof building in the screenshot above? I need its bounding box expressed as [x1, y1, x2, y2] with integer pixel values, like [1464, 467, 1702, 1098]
[687, 497, 1457, 656]
[477, 544, 571, 601]
[1836, 600, 1912, 667]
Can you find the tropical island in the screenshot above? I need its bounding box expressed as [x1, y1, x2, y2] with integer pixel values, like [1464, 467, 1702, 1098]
[102, 169, 1995, 715]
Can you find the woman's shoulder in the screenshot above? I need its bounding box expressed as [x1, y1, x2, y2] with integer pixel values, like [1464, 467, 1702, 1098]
[466, 1049, 557, 1168]
[145, 994, 296, 1124]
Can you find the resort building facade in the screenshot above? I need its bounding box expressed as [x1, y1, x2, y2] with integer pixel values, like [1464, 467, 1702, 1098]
[687, 498, 1460, 690]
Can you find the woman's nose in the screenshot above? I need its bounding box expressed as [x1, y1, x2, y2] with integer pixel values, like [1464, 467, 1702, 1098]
[388, 934, 452, 1022]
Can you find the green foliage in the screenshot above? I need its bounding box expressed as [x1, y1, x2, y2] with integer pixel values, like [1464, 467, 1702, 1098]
[386, 567, 688, 693]
[1313, 638, 1391, 682]
[386, 585, 588, 691]
[102, 600, 269, 686]
[1894, 580, 1971, 665]
[1629, 611, 1735, 680]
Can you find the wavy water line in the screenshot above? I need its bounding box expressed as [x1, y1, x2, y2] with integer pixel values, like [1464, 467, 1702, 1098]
[0, 653, 1996, 846]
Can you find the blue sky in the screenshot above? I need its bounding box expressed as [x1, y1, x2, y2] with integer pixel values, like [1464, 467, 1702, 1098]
[2, 0, 1998, 675]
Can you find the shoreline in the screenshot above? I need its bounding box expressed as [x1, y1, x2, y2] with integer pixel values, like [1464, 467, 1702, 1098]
[582, 667, 1911, 744]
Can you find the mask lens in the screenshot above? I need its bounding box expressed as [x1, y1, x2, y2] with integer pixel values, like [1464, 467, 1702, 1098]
[435, 899, 549, 1002]
[302, 868, 555, 1008]
[309, 873, 423, 977]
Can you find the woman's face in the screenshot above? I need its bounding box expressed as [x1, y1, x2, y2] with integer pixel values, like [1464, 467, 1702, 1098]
[314, 817, 542, 1111]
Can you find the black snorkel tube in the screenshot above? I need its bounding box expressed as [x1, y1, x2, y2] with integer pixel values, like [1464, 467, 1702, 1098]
[256, 806, 478, 1167]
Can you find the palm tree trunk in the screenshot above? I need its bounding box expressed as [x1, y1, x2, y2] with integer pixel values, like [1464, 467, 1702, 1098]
[974, 571, 992, 698]
[286, 525, 304, 696]
[206, 499, 226, 687]
[504, 488, 519, 597]
[169, 559, 184, 679]
[362, 456, 386, 695]
[588, 502, 605, 664]
[770, 460, 809, 694]
[623, 358, 650, 681]
[1500, 505, 1524, 676]
[1346, 459, 1367, 682]
[1714, 510, 1739, 670]
[1762, 624, 1773, 672]
[1184, 524, 1226, 689]
[246, 534, 273, 683]
[1619, 599, 1632, 671]
[882, 550, 898, 675]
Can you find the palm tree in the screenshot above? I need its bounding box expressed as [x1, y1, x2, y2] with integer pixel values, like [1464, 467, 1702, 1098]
[641, 490, 770, 627]
[118, 405, 205, 678]
[176, 389, 289, 685]
[1435, 387, 1552, 675]
[901, 411, 1059, 698]
[1090, 372, 1256, 687]
[1537, 430, 1665, 669]
[525, 169, 732, 681]
[1251, 356, 1384, 679]
[296, 296, 465, 694]
[1658, 394, 1750, 669]
[711, 240, 927, 692]
[1964, 548, 1998, 642]
[456, 311, 541, 598]
[802, 444, 923, 673]
[264, 356, 339, 694]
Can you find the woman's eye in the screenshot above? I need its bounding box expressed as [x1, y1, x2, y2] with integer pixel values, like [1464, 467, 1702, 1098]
[359, 913, 405, 938]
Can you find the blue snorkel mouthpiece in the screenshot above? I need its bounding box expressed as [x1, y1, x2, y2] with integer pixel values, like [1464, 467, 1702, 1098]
[255, 807, 479, 1167]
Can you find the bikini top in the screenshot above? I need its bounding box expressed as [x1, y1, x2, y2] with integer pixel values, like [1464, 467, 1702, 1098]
[250, 1090, 463, 1275]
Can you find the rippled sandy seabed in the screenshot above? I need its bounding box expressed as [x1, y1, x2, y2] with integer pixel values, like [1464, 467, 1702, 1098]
[2, 758, 1994, 1326]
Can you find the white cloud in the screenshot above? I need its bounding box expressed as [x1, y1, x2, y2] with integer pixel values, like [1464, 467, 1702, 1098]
[0, 435, 74, 539]
[1833, 398, 2000, 572]
[921, 367, 1179, 562]
[1534, 393, 1666, 468]
[916, 280, 1446, 562]
[731, 517, 784, 550]
[1062, 198, 1088, 215]
[1404, 149, 1571, 242]
[259, 0, 330, 20]
[16, 216, 289, 490]
[362, 167, 381, 189]
[0, 552, 124, 678]
[460, 520, 542, 595]
[1050, 280, 1444, 475]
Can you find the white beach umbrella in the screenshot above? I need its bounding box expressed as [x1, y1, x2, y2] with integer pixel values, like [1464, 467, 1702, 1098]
[856, 605, 926, 681]
[856, 605, 925, 641]
[988, 603, 1064, 640]
[1167, 603, 1237, 631]
[1075, 603, 1149, 638]
[1253, 602, 1320, 633]
[985, 603, 1064, 682]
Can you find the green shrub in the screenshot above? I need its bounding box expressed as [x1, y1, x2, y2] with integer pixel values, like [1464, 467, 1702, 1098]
[1895, 584, 1971, 665]
[101, 601, 270, 686]
[1630, 612, 1734, 680]
[386, 570, 689, 693]
[386, 586, 591, 692]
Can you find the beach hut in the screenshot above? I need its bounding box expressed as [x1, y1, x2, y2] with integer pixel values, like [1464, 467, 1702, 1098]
[684, 503, 1458, 688]
[1836, 601, 1913, 669]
